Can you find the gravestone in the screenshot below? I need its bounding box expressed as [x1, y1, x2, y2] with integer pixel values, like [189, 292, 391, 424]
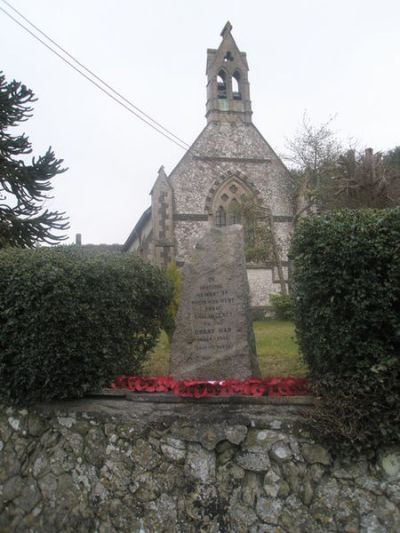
[170, 225, 261, 380]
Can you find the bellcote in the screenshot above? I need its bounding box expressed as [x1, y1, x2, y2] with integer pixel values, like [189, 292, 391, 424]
[206, 22, 252, 124]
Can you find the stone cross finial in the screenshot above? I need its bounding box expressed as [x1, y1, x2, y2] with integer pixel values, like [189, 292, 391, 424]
[221, 21, 233, 38]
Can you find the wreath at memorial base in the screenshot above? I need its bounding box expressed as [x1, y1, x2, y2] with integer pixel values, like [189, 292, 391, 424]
[112, 376, 309, 398]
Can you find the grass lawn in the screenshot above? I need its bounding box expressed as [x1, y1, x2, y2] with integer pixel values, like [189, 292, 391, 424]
[253, 320, 307, 377]
[142, 330, 171, 376]
[142, 320, 308, 378]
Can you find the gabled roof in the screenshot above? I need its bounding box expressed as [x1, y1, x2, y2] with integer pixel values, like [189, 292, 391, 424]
[122, 206, 151, 251]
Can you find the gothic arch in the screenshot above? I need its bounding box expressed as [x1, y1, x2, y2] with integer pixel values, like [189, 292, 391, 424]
[232, 70, 241, 100]
[217, 69, 228, 99]
[205, 172, 263, 226]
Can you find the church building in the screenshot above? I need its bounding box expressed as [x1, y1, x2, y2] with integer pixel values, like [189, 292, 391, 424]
[123, 22, 293, 313]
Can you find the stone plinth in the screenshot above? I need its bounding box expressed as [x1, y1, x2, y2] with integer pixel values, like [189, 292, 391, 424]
[170, 225, 260, 379]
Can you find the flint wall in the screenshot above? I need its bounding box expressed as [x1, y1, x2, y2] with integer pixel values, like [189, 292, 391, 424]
[1, 397, 399, 532]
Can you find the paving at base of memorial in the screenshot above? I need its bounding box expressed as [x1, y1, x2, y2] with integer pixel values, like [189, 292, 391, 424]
[40, 391, 316, 422]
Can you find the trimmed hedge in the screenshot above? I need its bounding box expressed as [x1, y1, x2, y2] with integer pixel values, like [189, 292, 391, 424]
[164, 261, 182, 341]
[305, 364, 400, 455]
[269, 293, 293, 321]
[0, 247, 172, 403]
[290, 209, 400, 453]
[291, 209, 400, 375]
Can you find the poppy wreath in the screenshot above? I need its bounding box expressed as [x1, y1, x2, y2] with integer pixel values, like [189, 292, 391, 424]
[112, 376, 309, 398]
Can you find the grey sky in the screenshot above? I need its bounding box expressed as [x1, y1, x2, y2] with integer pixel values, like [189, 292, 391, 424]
[1, 0, 399, 245]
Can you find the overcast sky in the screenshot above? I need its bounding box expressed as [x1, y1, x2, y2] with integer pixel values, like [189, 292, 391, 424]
[1, 0, 399, 245]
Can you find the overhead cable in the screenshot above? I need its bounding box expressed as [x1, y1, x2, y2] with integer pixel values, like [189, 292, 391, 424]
[0, 1, 189, 151]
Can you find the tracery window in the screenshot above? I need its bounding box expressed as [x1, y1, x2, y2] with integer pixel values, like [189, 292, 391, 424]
[211, 177, 253, 228]
[224, 51, 234, 62]
[209, 177, 268, 263]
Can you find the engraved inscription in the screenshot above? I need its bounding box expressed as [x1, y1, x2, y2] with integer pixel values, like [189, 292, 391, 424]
[191, 276, 235, 351]
[170, 225, 260, 379]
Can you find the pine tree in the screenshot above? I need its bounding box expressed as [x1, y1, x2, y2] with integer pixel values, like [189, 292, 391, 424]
[0, 71, 69, 248]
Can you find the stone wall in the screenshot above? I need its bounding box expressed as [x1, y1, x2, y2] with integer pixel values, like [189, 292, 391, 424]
[1, 397, 399, 532]
[247, 267, 289, 309]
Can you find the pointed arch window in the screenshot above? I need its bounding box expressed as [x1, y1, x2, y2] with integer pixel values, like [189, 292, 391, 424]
[209, 177, 258, 232]
[215, 206, 226, 227]
[232, 71, 241, 100]
[217, 70, 227, 99]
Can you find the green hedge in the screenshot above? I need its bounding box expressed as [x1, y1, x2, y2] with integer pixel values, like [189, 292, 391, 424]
[163, 261, 182, 341]
[290, 209, 400, 453]
[305, 364, 400, 455]
[269, 293, 293, 320]
[291, 209, 400, 375]
[0, 247, 172, 403]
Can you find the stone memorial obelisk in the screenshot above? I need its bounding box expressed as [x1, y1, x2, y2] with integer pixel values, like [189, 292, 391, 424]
[170, 225, 261, 380]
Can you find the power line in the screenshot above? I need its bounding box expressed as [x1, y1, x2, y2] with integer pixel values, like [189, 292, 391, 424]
[0, 0, 227, 185]
[1, 0, 190, 149]
[0, 1, 189, 151]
